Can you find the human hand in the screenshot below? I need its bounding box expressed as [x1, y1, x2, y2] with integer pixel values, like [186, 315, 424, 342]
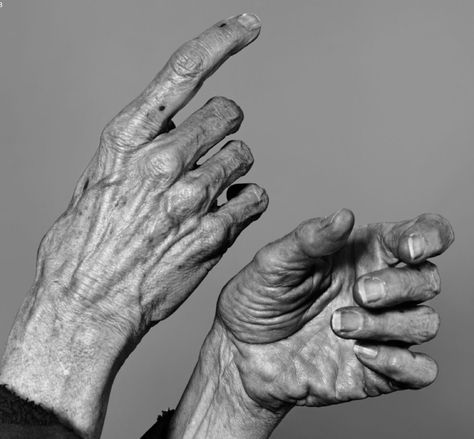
[0, 14, 266, 438]
[41, 12, 265, 339]
[170, 210, 454, 438]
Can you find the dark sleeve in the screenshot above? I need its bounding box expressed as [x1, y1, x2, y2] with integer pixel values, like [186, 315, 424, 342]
[0, 384, 81, 438]
[140, 409, 175, 439]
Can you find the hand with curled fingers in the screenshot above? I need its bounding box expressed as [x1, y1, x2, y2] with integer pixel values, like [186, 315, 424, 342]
[169, 210, 454, 438]
[0, 14, 266, 439]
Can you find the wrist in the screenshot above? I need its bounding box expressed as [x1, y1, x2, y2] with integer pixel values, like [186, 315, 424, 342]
[169, 321, 284, 439]
[0, 280, 133, 439]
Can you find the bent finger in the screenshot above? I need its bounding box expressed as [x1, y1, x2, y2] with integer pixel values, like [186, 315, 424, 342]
[190, 183, 269, 259]
[354, 262, 440, 308]
[157, 141, 254, 220]
[138, 96, 243, 185]
[332, 305, 440, 345]
[354, 344, 438, 389]
[187, 140, 254, 204]
[159, 96, 244, 168]
[380, 213, 454, 265]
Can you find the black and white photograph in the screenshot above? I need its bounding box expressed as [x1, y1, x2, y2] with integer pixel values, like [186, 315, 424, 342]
[0, 1, 472, 438]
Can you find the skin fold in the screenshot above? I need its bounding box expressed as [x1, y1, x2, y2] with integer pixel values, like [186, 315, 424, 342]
[0, 13, 455, 439]
[0, 14, 266, 439]
[169, 209, 454, 439]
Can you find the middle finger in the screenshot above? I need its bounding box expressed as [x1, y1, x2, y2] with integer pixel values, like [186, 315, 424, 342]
[353, 262, 440, 309]
[331, 305, 440, 345]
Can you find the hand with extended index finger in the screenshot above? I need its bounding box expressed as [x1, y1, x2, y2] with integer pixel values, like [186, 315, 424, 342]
[168, 211, 454, 438]
[0, 14, 265, 439]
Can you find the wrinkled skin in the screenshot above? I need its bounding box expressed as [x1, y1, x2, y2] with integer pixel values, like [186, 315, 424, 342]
[36, 95, 266, 340]
[0, 14, 266, 439]
[218, 209, 453, 411]
[169, 209, 454, 438]
[37, 14, 265, 341]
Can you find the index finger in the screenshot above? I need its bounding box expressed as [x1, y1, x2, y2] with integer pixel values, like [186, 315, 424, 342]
[381, 213, 455, 265]
[102, 13, 261, 151]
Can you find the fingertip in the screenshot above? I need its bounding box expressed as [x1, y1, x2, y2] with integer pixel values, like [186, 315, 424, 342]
[403, 232, 428, 263]
[353, 281, 366, 307]
[427, 357, 439, 386]
[259, 187, 270, 211]
[353, 343, 379, 360]
[328, 208, 355, 240]
[236, 13, 262, 32]
[415, 354, 439, 388]
[395, 213, 455, 264]
[353, 276, 386, 308]
[433, 213, 456, 248]
[232, 183, 269, 213]
[331, 311, 342, 333]
[293, 208, 354, 259]
[249, 184, 270, 215]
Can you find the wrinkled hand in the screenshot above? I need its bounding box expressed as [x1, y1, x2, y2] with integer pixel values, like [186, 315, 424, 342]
[0, 14, 266, 438]
[38, 13, 266, 339]
[215, 209, 453, 417]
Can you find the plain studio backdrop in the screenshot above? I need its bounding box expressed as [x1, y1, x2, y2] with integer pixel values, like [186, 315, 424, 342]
[0, 1, 473, 438]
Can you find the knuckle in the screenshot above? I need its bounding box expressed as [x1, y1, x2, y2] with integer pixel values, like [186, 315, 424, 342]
[417, 212, 447, 226]
[100, 123, 123, 151]
[164, 178, 207, 218]
[294, 221, 309, 246]
[208, 96, 244, 126]
[253, 245, 274, 274]
[199, 215, 230, 250]
[100, 120, 138, 155]
[186, 122, 208, 145]
[169, 40, 209, 78]
[141, 148, 183, 185]
[386, 354, 404, 375]
[100, 124, 113, 145]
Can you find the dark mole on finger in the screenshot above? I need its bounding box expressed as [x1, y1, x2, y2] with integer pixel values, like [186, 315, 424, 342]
[219, 23, 227, 28]
[159, 105, 166, 111]
[82, 178, 89, 192]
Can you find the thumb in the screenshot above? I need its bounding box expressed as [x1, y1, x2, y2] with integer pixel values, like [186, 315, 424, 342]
[254, 208, 355, 283]
[218, 209, 355, 344]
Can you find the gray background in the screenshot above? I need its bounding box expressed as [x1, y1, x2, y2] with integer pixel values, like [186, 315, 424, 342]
[0, 1, 473, 438]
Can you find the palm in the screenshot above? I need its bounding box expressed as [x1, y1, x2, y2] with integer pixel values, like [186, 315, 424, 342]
[216, 210, 454, 416]
[217, 213, 441, 411]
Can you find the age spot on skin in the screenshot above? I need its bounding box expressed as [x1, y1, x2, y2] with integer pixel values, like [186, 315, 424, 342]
[146, 236, 156, 250]
[82, 178, 90, 192]
[219, 23, 227, 28]
[159, 105, 166, 111]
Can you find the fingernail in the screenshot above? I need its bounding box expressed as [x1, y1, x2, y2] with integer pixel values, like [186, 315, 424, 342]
[408, 233, 425, 260]
[332, 310, 363, 333]
[354, 344, 378, 359]
[358, 277, 385, 304]
[237, 13, 262, 31]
